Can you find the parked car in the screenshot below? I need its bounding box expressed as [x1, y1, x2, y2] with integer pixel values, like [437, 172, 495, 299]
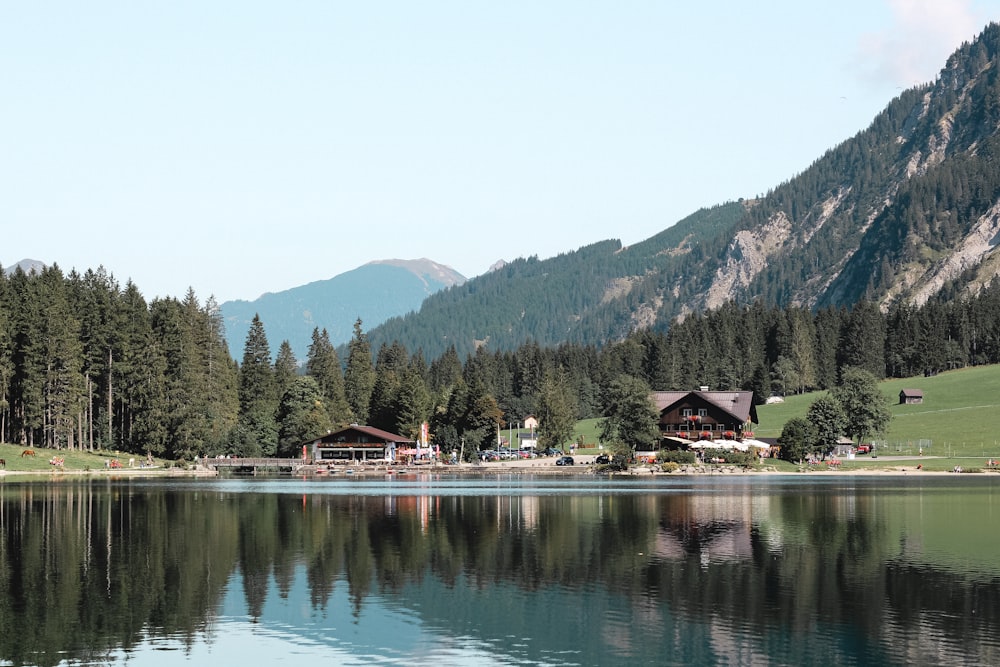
[542, 448, 562, 457]
[555, 456, 575, 466]
[594, 454, 610, 465]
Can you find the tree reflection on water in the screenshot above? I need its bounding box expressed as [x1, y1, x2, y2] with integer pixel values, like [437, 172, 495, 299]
[0, 476, 998, 666]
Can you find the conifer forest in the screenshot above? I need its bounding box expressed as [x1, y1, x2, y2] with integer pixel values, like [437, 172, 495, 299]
[2, 262, 1000, 459]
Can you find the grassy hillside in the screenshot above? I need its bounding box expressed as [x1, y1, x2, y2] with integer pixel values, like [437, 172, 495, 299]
[755, 364, 1000, 457]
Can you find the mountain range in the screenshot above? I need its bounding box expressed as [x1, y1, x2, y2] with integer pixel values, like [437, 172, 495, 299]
[360, 23, 1000, 361]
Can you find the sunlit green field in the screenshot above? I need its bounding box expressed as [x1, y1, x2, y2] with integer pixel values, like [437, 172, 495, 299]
[753, 365, 1000, 458]
[571, 365, 1000, 464]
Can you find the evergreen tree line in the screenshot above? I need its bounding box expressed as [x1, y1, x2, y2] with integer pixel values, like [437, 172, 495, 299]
[4, 262, 1000, 458]
[0, 265, 237, 459]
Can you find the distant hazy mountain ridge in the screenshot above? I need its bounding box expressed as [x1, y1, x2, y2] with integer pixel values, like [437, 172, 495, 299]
[220, 258, 464, 362]
[3, 259, 46, 276]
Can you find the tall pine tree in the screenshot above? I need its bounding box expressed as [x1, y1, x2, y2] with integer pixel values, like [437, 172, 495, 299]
[274, 340, 299, 400]
[306, 327, 351, 425]
[344, 319, 376, 424]
[234, 314, 278, 456]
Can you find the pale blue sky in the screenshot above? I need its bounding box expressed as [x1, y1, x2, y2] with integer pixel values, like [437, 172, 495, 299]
[3, 1, 997, 303]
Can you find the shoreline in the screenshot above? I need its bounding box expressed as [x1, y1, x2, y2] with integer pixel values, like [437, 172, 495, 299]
[2, 457, 995, 480]
[0, 467, 217, 480]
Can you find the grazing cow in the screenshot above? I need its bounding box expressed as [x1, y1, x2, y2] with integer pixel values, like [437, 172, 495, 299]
[21, 449, 36, 457]
[0, 458, 5, 468]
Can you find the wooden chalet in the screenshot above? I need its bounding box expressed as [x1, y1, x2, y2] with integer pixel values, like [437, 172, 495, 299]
[651, 389, 758, 446]
[308, 424, 414, 463]
[899, 388, 924, 405]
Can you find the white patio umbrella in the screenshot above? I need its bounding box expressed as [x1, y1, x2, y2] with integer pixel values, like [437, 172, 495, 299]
[700, 440, 729, 449]
[742, 439, 772, 449]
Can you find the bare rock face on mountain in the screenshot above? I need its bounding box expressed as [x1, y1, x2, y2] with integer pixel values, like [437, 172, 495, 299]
[702, 213, 793, 312]
[369, 259, 466, 289]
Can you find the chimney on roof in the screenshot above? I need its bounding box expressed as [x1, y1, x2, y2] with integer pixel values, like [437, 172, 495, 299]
[699, 386, 708, 392]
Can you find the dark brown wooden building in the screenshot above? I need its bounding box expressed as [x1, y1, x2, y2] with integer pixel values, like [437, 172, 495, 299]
[308, 425, 414, 462]
[651, 390, 758, 445]
[899, 389, 924, 405]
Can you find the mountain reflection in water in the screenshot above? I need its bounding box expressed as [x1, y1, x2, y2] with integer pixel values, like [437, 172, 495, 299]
[0, 475, 998, 666]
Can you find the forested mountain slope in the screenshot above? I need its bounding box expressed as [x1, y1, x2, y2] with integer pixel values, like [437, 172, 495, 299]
[369, 204, 744, 359]
[368, 23, 1000, 361]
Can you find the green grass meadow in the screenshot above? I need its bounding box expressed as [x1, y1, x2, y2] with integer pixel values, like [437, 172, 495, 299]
[0, 443, 164, 474]
[754, 365, 1000, 458]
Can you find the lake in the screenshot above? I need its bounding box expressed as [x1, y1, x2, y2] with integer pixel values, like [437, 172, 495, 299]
[1, 473, 998, 666]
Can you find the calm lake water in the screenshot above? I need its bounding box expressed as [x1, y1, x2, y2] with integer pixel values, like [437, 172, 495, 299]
[1, 473, 999, 666]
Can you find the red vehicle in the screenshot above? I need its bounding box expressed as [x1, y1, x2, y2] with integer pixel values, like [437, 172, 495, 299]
[856, 445, 871, 454]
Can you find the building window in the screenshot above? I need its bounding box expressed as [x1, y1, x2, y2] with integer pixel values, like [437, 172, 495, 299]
[682, 408, 692, 417]
[698, 408, 707, 417]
